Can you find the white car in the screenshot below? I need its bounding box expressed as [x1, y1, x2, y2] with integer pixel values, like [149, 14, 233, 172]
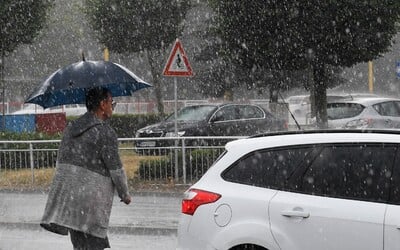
[285, 95, 310, 125]
[177, 130, 400, 250]
[327, 97, 400, 129]
[285, 94, 369, 125]
[12, 104, 45, 114]
[13, 104, 86, 116]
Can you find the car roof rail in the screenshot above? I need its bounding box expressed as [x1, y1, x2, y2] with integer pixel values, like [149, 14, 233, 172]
[249, 129, 400, 138]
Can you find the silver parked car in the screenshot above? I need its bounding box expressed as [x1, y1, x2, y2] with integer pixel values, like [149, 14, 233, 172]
[326, 97, 400, 129]
[177, 130, 400, 250]
[285, 93, 376, 125]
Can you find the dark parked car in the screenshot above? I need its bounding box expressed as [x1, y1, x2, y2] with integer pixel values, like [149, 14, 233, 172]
[135, 103, 287, 148]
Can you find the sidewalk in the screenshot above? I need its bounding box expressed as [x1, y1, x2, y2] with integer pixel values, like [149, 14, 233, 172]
[0, 191, 182, 235]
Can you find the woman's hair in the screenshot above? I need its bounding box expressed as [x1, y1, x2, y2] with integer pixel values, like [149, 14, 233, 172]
[85, 87, 110, 112]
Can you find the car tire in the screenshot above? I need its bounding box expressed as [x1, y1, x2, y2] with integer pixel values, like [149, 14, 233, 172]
[230, 244, 267, 250]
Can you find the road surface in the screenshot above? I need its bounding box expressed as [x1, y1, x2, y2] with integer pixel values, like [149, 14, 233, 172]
[0, 191, 182, 250]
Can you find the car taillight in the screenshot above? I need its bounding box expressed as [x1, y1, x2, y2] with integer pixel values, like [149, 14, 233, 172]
[182, 189, 221, 215]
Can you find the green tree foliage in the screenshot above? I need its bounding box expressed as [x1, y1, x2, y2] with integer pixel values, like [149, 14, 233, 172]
[84, 0, 191, 115]
[0, 0, 53, 123]
[0, 0, 53, 56]
[209, 0, 400, 127]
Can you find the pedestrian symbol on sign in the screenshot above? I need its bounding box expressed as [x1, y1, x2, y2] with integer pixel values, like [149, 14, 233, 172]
[176, 54, 182, 68]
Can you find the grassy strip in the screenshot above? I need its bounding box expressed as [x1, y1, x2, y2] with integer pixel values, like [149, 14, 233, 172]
[0, 152, 154, 190]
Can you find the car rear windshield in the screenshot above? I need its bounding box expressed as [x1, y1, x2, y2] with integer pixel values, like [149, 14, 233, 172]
[166, 105, 217, 121]
[327, 103, 365, 120]
[222, 146, 314, 190]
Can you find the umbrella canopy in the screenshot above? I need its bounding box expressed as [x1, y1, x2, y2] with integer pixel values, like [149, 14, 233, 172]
[25, 60, 151, 109]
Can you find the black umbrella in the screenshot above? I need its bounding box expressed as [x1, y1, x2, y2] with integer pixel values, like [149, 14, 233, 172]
[25, 60, 151, 108]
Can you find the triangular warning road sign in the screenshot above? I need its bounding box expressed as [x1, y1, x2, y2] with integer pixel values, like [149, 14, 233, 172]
[163, 39, 193, 77]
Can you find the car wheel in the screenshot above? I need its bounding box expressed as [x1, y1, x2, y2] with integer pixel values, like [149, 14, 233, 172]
[230, 244, 267, 250]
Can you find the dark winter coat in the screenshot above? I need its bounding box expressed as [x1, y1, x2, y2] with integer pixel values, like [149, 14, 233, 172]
[40, 112, 130, 238]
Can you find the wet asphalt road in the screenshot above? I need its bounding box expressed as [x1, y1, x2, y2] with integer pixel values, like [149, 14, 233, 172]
[0, 191, 182, 250]
[0, 227, 177, 250]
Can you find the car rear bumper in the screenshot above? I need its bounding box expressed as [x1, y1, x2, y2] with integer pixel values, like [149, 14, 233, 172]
[177, 214, 218, 250]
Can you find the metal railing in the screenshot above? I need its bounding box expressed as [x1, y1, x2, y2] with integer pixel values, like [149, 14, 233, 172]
[0, 136, 244, 185]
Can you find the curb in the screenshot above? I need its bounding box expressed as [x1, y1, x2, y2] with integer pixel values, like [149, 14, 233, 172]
[0, 222, 177, 236]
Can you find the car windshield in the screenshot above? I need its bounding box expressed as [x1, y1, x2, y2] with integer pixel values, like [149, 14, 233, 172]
[327, 103, 365, 120]
[166, 105, 217, 122]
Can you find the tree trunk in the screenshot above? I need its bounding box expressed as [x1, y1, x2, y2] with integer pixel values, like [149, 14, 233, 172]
[269, 85, 279, 114]
[147, 49, 165, 116]
[223, 89, 233, 101]
[269, 86, 279, 103]
[313, 63, 328, 129]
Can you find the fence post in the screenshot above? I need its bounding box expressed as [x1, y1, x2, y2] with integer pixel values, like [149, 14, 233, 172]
[181, 138, 186, 184]
[29, 142, 35, 185]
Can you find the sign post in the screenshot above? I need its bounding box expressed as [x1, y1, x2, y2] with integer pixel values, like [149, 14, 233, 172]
[163, 39, 193, 183]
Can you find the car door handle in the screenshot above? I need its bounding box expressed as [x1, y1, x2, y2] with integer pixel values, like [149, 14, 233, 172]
[281, 210, 310, 218]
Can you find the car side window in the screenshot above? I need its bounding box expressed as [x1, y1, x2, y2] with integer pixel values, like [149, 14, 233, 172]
[301, 144, 395, 203]
[222, 146, 314, 189]
[238, 105, 264, 119]
[213, 106, 237, 122]
[391, 101, 400, 116]
[373, 102, 400, 117]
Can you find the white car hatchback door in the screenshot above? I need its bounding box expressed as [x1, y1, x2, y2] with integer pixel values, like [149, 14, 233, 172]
[383, 148, 400, 249]
[270, 192, 386, 250]
[269, 143, 395, 250]
[384, 204, 400, 249]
